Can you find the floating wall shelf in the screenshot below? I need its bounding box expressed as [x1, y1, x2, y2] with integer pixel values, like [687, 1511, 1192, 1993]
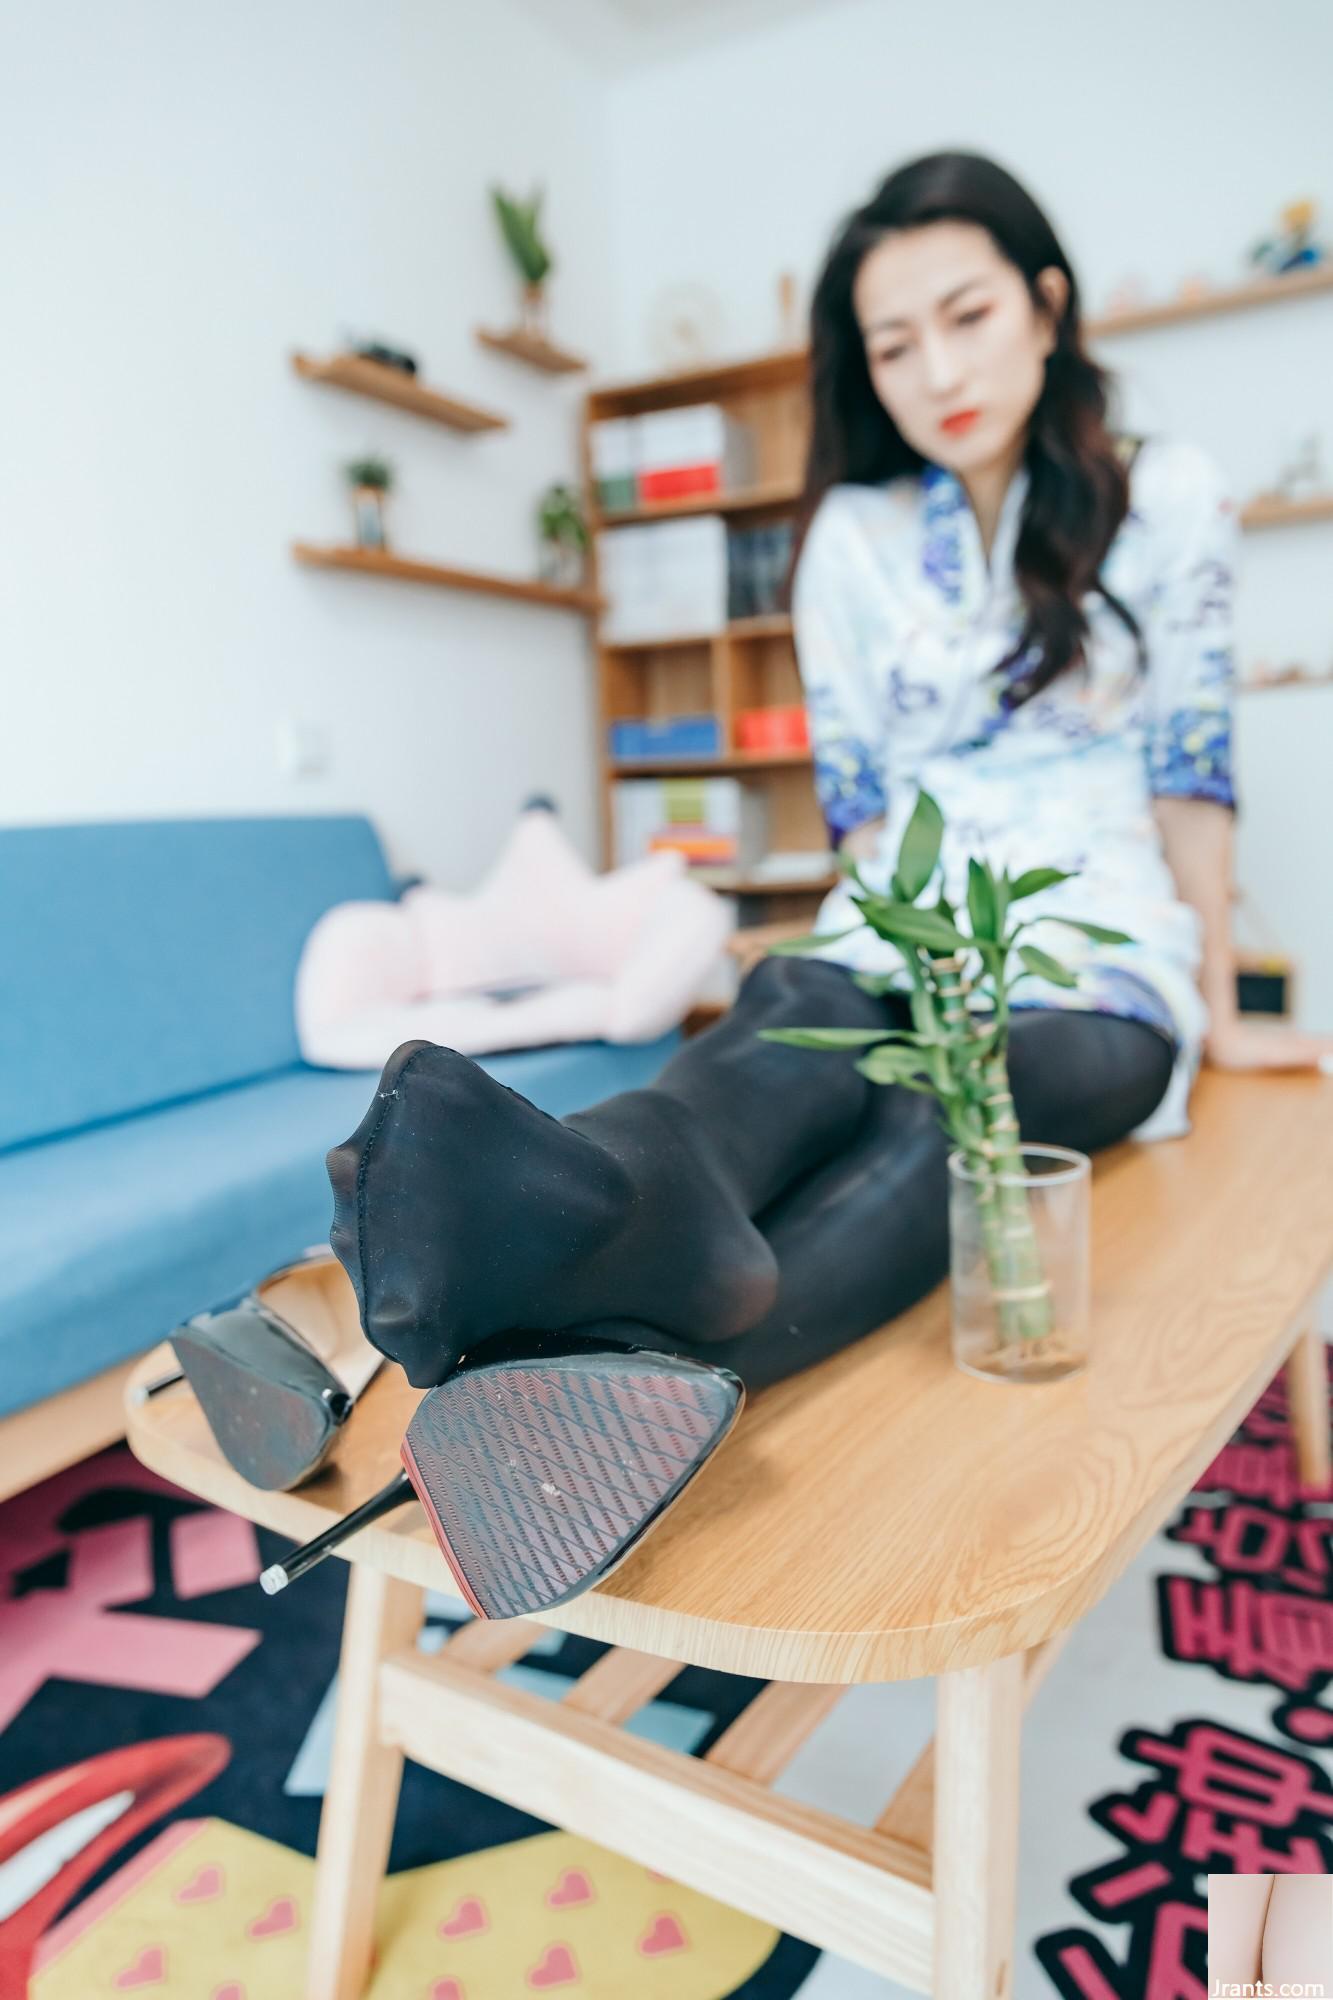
[1085, 263, 1333, 337]
[291, 352, 509, 433]
[292, 542, 601, 613]
[476, 326, 588, 375]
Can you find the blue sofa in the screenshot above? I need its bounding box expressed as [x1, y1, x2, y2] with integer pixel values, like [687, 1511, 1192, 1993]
[0, 815, 681, 1432]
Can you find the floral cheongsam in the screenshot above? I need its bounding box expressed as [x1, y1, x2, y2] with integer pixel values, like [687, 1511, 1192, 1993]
[791, 435, 1240, 1142]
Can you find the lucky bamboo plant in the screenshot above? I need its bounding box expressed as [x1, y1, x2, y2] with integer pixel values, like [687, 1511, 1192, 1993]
[758, 788, 1134, 1353]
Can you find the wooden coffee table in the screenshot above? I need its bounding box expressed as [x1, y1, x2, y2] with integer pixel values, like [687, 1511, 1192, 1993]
[125, 1067, 1333, 1999]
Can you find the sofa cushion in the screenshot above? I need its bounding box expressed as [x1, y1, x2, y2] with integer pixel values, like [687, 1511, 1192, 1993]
[0, 816, 396, 1151]
[0, 1034, 680, 1419]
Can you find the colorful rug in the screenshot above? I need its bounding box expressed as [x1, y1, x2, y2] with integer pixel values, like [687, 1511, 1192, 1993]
[1, 1338, 1330, 2000]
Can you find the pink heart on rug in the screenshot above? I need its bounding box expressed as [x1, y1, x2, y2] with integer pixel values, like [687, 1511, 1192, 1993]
[113, 1945, 166, 1988]
[176, 1864, 224, 1903]
[527, 1941, 579, 1987]
[212, 1986, 246, 2000]
[247, 1895, 299, 1939]
[639, 1912, 689, 1956]
[439, 1894, 488, 1938]
[545, 1867, 594, 1907]
[431, 1982, 466, 2000]
[645, 1867, 672, 1881]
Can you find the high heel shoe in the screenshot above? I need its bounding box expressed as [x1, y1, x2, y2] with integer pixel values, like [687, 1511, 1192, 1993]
[261, 1325, 745, 1618]
[168, 1249, 384, 1491]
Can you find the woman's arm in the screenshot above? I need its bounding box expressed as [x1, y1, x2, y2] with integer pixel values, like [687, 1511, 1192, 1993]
[1207, 1871, 1273, 1990]
[1154, 794, 1333, 1071]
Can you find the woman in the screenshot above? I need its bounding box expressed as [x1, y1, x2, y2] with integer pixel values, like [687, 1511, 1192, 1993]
[310, 151, 1333, 1616]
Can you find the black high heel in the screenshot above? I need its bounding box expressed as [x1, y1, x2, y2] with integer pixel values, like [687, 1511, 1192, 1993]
[259, 1326, 745, 1617]
[170, 1250, 384, 1491]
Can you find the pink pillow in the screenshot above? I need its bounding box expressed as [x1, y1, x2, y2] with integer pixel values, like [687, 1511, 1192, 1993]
[295, 809, 733, 1068]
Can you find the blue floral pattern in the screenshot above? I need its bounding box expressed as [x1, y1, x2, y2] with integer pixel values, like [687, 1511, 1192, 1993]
[1146, 704, 1236, 807]
[789, 438, 1244, 1143]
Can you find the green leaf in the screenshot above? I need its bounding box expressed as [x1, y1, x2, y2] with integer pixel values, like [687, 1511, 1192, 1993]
[852, 971, 905, 997]
[1017, 943, 1079, 988]
[755, 1027, 907, 1050]
[764, 927, 863, 955]
[993, 868, 1011, 938]
[1007, 866, 1077, 901]
[850, 897, 970, 956]
[855, 1046, 937, 1092]
[893, 789, 944, 901]
[1044, 915, 1136, 946]
[966, 857, 998, 943]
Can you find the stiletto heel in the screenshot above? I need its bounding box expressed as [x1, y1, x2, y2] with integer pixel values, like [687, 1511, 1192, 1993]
[171, 1249, 384, 1491]
[259, 1470, 416, 1593]
[399, 1328, 745, 1620]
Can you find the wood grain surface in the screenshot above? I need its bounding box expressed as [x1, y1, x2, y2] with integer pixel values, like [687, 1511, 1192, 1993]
[126, 1067, 1333, 1683]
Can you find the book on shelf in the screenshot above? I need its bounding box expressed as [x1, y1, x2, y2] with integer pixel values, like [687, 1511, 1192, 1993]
[597, 514, 793, 641]
[590, 403, 758, 510]
[597, 515, 730, 640]
[612, 775, 769, 870]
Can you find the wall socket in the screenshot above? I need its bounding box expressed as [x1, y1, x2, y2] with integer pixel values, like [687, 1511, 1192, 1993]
[276, 719, 330, 778]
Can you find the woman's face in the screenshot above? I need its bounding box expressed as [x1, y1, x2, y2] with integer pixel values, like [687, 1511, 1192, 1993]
[851, 218, 1067, 473]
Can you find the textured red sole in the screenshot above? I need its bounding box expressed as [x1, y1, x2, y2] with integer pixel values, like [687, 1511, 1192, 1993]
[400, 1348, 743, 1619]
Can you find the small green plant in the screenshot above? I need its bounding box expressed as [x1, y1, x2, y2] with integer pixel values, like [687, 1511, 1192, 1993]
[758, 789, 1134, 1351]
[537, 483, 589, 551]
[344, 455, 393, 492]
[491, 185, 552, 285]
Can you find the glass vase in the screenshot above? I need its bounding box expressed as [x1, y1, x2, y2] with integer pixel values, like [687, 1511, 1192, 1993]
[946, 1143, 1091, 1384]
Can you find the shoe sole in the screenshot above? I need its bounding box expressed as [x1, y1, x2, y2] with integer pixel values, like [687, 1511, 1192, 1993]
[401, 1347, 744, 1619]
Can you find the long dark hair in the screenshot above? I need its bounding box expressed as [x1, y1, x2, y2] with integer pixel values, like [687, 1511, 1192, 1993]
[788, 150, 1146, 707]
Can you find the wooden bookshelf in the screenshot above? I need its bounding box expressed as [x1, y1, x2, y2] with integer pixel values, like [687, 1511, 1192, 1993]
[476, 326, 588, 375]
[291, 543, 602, 613]
[292, 352, 509, 433]
[581, 347, 820, 912]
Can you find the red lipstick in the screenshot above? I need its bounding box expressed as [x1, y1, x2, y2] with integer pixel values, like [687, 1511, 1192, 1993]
[940, 409, 981, 435]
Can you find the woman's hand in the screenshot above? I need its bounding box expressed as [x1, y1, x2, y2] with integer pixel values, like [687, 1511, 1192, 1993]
[1204, 1015, 1333, 1073]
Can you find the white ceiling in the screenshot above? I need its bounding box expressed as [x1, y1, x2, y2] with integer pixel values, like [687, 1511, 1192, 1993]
[506, 0, 840, 73]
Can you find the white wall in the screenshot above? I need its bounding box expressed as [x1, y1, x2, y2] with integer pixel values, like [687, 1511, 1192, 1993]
[2, 0, 615, 885]
[602, 0, 1333, 1025]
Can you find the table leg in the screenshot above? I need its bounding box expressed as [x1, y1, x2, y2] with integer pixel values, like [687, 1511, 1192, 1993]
[306, 1566, 425, 2000]
[932, 1650, 1024, 2000]
[1286, 1321, 1332, 1494]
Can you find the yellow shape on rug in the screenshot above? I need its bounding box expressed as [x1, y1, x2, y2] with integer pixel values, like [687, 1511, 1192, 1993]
[32, 1814, 780, 1997]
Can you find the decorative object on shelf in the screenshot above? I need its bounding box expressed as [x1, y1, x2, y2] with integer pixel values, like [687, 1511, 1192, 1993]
[345, 335, 419, 376]
[1100, 275, 1149, 317]
[776, 270, 804, 347]
[536, 482, 590, 589]
[735, 704, 809, 752]
[491, 184, 554, 339]
[759, 787, 1134, 1385]
[608, 714, 722, 761]
[645, 282, 726, 373]
[1256, 430, 1326, 504]
[344, 454, 393, 551]
[1247, 197, 1329, 277]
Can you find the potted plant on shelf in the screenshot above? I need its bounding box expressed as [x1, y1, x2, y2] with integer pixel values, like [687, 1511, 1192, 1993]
[758, 788, 1135, 1384]
[344, 455, 393, 551]
[491, 184, 554, 338]
[536, 482, 589, 588]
